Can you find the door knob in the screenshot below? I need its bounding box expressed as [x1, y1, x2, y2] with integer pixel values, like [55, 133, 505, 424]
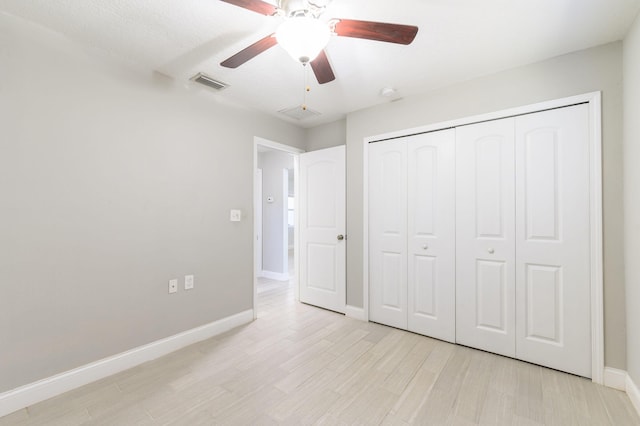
[423, 245, 429, 250]
[488, 248, 495, 254]
[337, 234, 344, 241]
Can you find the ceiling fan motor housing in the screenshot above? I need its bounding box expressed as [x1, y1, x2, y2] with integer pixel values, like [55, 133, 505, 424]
[278, 0, 330, 18]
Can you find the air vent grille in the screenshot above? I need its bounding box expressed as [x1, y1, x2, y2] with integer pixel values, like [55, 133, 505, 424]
[278, 106, 321, 120]
[191, 73, 229, 91]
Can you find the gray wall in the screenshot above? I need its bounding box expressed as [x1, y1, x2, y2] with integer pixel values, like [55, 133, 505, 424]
[345, 42, 627, 369]
[0, 12, 305, 393]
[257, 151, 293, 274]
[305, 119, 346, 152]
[624, 12, 640, 386]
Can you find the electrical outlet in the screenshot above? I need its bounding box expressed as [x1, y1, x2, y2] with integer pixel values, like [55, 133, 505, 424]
[185, 275, 194, 290]
[168, 279, 178, 294]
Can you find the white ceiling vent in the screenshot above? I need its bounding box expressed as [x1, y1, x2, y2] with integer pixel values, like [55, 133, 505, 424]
[191, 73, 228, 91]
[278, 106, 321, 120]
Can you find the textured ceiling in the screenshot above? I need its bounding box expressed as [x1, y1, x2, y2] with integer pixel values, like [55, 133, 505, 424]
[1, 0, 639, 127]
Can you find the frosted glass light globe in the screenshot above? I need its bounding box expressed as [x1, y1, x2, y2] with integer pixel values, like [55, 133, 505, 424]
[276, 16, 330, 64]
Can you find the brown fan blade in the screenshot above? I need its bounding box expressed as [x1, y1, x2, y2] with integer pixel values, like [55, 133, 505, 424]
[333, 19, 418, 45]
[219, 0, 277, 16]
[220, 34, 277, 68]
[310, 50, 336, 84]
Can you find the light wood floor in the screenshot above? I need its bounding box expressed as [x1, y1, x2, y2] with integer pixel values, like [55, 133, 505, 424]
[2, 277, 639, 425]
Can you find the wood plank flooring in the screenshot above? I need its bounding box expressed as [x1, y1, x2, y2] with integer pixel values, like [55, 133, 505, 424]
[1, 277, 638, 425]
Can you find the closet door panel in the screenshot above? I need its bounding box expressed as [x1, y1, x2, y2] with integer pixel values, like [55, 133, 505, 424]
[515, 104, 591, 377]
[407, 130, 456, 342]
[456, 118, 516, 357]
[369, 140, 408, 329]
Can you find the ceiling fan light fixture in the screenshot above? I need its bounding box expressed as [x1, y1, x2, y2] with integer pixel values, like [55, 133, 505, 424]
[276, 16, 330, 64]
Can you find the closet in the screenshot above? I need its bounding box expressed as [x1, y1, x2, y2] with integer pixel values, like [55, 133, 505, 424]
[368, 103, 593, 378]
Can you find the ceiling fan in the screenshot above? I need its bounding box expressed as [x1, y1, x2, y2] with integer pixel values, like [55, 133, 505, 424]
[219, 0, 419, 84]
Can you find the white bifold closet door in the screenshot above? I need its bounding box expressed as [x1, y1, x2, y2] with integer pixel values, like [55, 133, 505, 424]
[514, 105, 591, 377]
[456, 104, 591, 377]
[455, 118, 517, 357]
[369, 130, 456, 342]
[407, 130, 456, 342]
[369, 138, 407, 330]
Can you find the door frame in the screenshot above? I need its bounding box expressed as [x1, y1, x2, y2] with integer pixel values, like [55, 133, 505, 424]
[255, 168, 263, 276]
[253, 137, 304, 319]
[362, 91, 604, 383]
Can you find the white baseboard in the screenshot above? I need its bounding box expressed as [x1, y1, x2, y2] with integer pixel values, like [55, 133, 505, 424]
[345, 305, 366, 321]
[0, 309, 253, 418]
[259, 270, 290, 281]
[604, 367, 628, 391]
[627, 373, 640, 418]
[602, 368, 640, 418]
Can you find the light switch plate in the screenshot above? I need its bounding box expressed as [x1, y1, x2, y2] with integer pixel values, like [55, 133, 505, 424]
[230, 209, 242, 222]
[185, 275, 194, 290]
[169, 279, 178, 294]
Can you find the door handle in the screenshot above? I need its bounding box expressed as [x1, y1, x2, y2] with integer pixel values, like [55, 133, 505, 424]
[488, 248, 495, 254]
[337, 234, 345, 241]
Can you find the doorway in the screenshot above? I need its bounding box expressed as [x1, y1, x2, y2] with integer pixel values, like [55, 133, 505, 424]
[253, 137, 303, 319]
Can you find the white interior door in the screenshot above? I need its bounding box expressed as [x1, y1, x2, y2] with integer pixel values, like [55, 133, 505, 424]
[299, 146, 346, 313]
[456, 118, 516, 357]
[515, 104, 592, 377]
[407, 130, 456, 342]
[369, 139, 408, 329]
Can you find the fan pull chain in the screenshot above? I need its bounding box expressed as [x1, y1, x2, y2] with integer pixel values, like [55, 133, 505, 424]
[302, 64, 310, 111]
